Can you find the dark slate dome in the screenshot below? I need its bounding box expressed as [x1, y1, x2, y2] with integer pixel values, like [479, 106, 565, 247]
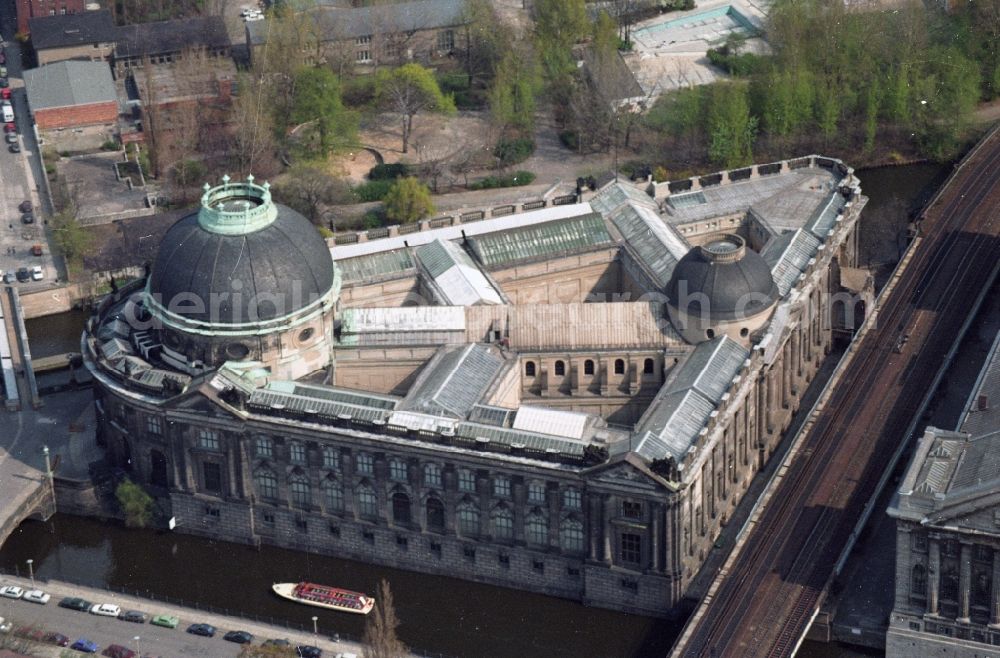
[147, 176, 334, 325]
[666, 235, 778, 321]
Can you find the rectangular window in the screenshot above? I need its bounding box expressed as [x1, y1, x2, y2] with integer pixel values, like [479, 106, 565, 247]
[328, 524, 340, 537]
[356, 453, 374, 475]
[499, 552, 510, 568]
[356, 35, 372, 45]
[146, 416, 162, 435]
[528, 482, 546, 504]
[493, 476, 511, 499]
[255, 437, 273, 459]
[463, 546, 476, 562]
[567, 567, 580, 577]
[622, 501, 642, 520]
[911, 532, 928, 553]
[295, 518, 307, 533]
[204, 506, 219, 517]
[620, 533, 641, 565]
[620, 578, 638, 593]
[363, 529, 375, 544]
[396, 535, 408, 549]
[424, 464, 442, 488]
[203, 462, 222, 493]
[563, 488, 581, 510]
[356, 50, 371, 63]
[458, 470, 476, 493]
[289, 442, 306, 464]
[430, 541, 442, 557]
[532, 560, 544, 573]
[437, 29, 454, 51]
[385, 42, 401, 60]
[390, 459, 408, 482]
[262, 512, 275, 524]
[198, 429, 219, 451]
[322, 447, 339, 470]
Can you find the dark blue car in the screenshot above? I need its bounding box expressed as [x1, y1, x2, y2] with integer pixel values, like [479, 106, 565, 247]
[70, 637, 99, 653]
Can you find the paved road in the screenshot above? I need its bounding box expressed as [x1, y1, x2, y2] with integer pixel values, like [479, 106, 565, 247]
[0, 574, 369, 657]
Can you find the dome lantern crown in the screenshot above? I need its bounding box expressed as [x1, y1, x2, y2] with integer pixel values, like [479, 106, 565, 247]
[198, 174, 278, 236]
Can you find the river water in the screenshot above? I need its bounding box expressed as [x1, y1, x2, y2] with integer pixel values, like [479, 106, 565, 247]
[5, 162, 948, 658]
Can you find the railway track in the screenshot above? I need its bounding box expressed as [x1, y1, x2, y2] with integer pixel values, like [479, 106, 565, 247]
[671, 132, 1000, 657]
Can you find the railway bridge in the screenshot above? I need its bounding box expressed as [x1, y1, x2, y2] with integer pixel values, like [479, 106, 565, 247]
[669, 126, 1000, 657]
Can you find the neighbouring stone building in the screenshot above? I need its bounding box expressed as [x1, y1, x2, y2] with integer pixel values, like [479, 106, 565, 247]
[886, 331, 1000, 657]
[83, 157, 867, 617]
[245, 0, 467, 72]
[16, 0, 85, 35]
[23, 60, 117, 130]
[28, 9, 116, 65]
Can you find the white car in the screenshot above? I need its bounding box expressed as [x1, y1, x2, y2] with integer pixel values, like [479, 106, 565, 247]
[30, 265, 43, 281]
[0, 617, 11, 633]
[90, 603, 121, 617]
[0, 585, 23, 599]
[23, 589, 50, 604]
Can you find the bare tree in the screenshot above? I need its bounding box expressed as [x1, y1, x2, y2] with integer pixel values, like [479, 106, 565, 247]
[272, 164, 351, 223]
[363, 579, 407, 658]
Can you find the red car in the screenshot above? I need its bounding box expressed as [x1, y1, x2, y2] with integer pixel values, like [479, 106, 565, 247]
[102, 645, 137, 658]
[0, 88, 9, 100]
[3, 123, 14, 133]
[45, 632, 70, 647]
[0, 52, 6, 65]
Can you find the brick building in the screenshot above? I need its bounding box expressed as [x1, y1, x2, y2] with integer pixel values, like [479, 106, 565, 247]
[23, 60, 117, 130]
[84, 159, 866, 617]
[28, 10, 116, 66]
[16, 0, 85, 35]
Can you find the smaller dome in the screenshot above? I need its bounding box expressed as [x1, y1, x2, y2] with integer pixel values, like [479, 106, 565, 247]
[667, 235, 778, 322]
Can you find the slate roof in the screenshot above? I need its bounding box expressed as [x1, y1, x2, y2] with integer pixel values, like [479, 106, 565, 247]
[398, 343, 504, 418]
[247, 0, 466, 46]
[24, 61, 117, 111]
[114, 16, 231, 59]
[29, 10, 116, 50]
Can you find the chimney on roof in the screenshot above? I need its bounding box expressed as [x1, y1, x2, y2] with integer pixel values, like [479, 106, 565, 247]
[979, 395, 989, 411]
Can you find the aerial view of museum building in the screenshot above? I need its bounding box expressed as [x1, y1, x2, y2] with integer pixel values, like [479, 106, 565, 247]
[83, 157, 866, 617]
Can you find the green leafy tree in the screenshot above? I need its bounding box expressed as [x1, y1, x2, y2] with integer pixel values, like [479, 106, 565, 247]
[707, 83, 756, 168]
[376, 64, 456, 153]
[116, 479, 154, 528]
[532, 0, 586, 102]
[50, 209, 92, 277]
[488, 46, 540, 135]
[592, 11, 619, 62]
[382, 177, 434, 224]
[290, 67, 357, 157]
[363, 579, 407, 658]
[460, 0, 512, 87]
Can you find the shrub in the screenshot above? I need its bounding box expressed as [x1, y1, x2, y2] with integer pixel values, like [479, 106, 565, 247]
[100, 139, 120, 151]
[437, 72, 469, 94]
[116, 479, 154, 528]
[341, 75, 377, 107]
[468, 170, 536, 190]
[495, 137, 535, 167]
[558, 130, 579, 151]
[383, 177, 434, 224]
[352, 179, 394, 202]
[362, 210, 384, 229]
[368, 163, 411, 180]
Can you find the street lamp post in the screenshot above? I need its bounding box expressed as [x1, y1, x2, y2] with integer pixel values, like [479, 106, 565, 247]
[311, 615, 318, 636]
[42, 446, 56, 509]
[133, 636, 140, 656]
[26, 559, 34, 588]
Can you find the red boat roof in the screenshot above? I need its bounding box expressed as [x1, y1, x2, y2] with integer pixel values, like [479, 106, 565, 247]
[294, 583, 367, 601]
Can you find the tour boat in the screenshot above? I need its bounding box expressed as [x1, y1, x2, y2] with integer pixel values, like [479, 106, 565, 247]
[272, 582, 375, 615]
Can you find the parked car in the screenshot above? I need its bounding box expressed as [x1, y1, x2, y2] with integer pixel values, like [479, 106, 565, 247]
[5, 133, 16, 144]
[0, 78, 9, 88]
[296, 646, 322, 657]
[0, 66, 7, 78]
[23, 589, 50, 604]
[0, 52, 6, 64]
[0, 585, 24, 599]
[0, 88, 9, 99]
[31, 244, 42, 256]
[223, 630, 253, 644]
[0, 617, 11, 633]
[71, 637, 100, 653]
[18, 199, 31, 212]
[91, 603, 122, 617]
[8, 142, 19, 153]
[149, 614, 179, 629]
[2, 272, 13, 284]
[15, 626, 47, 642]
[45, 631, 70, 646]
[119, 610, 147, 623]
[15, 267, 29, 282]
[186, 623, 216, 637]
[31, 265, 43, 281]
[102, 644, 137, 658]
[3, 122, 14, 133]
[58, 597, 93, 611]
[21, 212, 33, 224]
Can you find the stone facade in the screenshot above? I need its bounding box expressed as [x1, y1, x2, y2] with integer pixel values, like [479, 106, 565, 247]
[85, 159, 866, 617]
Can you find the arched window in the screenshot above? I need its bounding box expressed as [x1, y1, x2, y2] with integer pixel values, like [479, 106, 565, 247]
[426, 497, 445, 531]
[357, 484, 378, 519]
[614, 359, 625, 375]
[643, 358, 654, 374]
[584, 360, 595, 375]
[911, 564, 926, 597]
[526, 512, 548, 546]
[290, 476, 310, 508]
[392, 491, 411, 525]
[560, 518, 585, 553]
[254, 469, 277, 500]
[554, 360, 565, 376]
[525, 361, 536, 377]
[491, 505, 514, 540]
[322, 477, 343, 512]
[457, 501, 480, 536]
[424, 463, 442, 488]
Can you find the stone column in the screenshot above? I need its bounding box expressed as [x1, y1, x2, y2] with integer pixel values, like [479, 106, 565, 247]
[765, 372, 775, 433]
[651, 503, 662, 572]
[602, 496, 614, 564]
[991, 549, 1000, 626]
[959, 543, 972, 622]
[928, 538, 940, 616]
[588, 495, 601, 561]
